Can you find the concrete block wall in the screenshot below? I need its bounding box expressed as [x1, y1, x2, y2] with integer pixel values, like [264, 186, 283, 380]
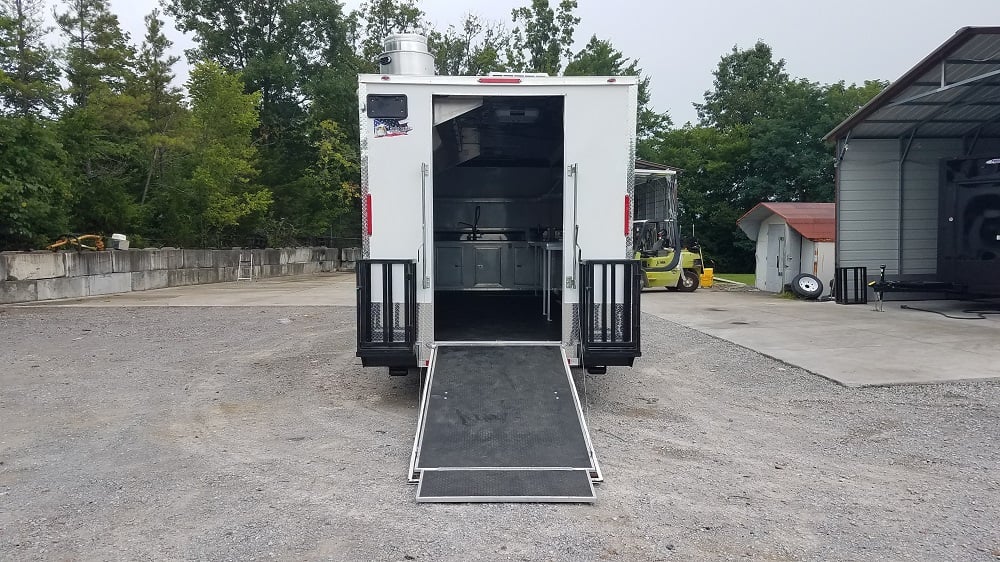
[0, 247, 360, 304]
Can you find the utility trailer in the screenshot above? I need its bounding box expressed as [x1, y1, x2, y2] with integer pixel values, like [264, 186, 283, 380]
[355, 35, 647, 502]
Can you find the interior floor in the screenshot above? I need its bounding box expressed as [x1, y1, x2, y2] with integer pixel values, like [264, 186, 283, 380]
[434, 292, 560, 341]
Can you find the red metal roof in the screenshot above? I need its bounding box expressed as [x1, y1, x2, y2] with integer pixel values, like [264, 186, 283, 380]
[737, 202, 836, 242]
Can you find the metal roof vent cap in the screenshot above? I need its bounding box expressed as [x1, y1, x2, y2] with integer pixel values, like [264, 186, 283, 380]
[379, 33, 435, 76]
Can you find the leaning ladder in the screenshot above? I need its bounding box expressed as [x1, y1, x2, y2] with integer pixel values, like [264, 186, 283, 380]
[237, 253, 254, 281]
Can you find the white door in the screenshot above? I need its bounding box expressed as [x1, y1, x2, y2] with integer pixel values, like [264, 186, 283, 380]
[764, 224, 784, 292]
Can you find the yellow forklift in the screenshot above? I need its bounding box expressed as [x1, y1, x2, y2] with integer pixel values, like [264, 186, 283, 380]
[632, 219, 708, 291]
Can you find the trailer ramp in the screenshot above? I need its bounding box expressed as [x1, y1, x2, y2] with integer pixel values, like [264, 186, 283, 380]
[410, 344, 601, 503]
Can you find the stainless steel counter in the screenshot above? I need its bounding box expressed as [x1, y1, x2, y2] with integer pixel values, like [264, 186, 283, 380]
[434, 241, 561, 300]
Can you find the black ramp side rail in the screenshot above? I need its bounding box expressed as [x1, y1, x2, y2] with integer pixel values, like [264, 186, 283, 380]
[356, 259, 417, 368]
[580, 260, 642, 367]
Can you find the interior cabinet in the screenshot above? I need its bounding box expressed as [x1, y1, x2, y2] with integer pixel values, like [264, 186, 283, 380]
[434, 242, 545, 290]
[435, 246, 464, 289]
[513, 246, 536, 287]
[473, 246, 503, 287]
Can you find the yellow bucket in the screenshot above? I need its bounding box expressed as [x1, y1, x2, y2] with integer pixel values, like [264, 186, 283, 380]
[700, 267, 714, 288]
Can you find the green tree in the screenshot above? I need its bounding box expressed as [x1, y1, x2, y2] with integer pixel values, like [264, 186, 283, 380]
[509, 0, 579, 75]
[350, 0, 427, 71]
[151, 62, 270, 247]
[55, 0, 145, 235]
[0, 0, 61, 115]
[273, 119, 359, 243]
[0, 117, 71, 249]
[0, 0, 71, 249]
[648, 42, 888, 271]
[166, 0, 360, 242]
[164, 0, 302, 134]
[56, 0, 136, 106]
[642, 124, 753, 272]
[58, 85, 147, 233]
[564, 35, 671, 140]
[695, 41, 789, 129]
[824, 79, 888, 124]
[429, 14, 511, 76]
[135, 9, 184, 206]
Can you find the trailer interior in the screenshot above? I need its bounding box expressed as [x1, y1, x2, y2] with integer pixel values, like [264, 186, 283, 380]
[431, 95, 565, 341]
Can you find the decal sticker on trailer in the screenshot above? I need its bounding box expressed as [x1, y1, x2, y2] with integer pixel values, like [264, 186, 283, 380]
[373, 119, 411, 138]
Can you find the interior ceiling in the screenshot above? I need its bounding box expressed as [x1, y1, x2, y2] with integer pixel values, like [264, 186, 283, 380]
[435, 96, 563, 167]
[826, 28, 1000, 141]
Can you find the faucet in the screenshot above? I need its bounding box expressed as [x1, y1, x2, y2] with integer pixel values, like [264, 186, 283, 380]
[457, 205, 481, 240]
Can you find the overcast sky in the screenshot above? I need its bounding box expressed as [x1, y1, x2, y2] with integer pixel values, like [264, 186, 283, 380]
[104, 0, 999, 125]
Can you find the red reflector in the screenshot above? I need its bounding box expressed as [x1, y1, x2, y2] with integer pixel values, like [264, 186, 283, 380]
[607, 78, 617, 83]
[365, 194, 373, 235]
[380, 75, 390, 81]
[478, 77, 521, 84]
[624, 195, 631, 236]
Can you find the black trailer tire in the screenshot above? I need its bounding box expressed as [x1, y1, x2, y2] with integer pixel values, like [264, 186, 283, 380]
[678, 269, 700, 292]
[791, 273, 823, 299]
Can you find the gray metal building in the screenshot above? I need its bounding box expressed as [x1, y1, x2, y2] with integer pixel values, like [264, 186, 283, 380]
[826, 27, 1000, 296]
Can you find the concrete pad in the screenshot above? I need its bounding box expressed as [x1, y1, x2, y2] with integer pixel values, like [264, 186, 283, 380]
[641, 289, 1000, 387]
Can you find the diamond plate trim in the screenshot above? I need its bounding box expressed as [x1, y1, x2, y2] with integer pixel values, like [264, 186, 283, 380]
[368, 302, 383, 342]
[568, 303, 580, 348]
[587, 303, 626, 341]
[626, 141, 636, 257]
[364, 301, 412, 344]
[360, 149, 370, 259]
[417, 303, 434, 364]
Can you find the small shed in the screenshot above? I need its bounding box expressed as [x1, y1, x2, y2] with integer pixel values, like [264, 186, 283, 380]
[825, 27, 1000, 297]
[737, 203, 836, 292]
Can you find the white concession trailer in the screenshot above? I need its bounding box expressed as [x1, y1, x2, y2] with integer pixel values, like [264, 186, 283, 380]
[354, 35, 643, 502]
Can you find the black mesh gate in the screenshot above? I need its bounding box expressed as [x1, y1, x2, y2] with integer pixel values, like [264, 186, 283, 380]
[356, 260, 417, 368]
[580, 260, 642, 368]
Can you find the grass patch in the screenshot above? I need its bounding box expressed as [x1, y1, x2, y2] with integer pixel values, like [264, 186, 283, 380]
[716, 273, 755, 285]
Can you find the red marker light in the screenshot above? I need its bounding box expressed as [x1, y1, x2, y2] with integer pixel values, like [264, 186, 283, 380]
[478, 77, 521, 84]
[624, 195, 631, 236]
[365, 194, 373, 235]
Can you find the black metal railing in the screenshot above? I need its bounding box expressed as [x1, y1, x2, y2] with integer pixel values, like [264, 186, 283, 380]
[356, 260, 417, 368]
[835, 266, 868, 305]
[580, 260, 642, 367]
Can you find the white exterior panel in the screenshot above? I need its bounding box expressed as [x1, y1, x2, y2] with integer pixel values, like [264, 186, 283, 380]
[564, 82, 636, 310]
[360, 84, 433, 266]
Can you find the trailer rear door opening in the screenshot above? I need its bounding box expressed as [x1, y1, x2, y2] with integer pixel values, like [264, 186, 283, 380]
[432, 95, 565, 341]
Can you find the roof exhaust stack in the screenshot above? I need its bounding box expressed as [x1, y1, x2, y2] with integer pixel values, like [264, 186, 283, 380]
[378, 34, 435, 76]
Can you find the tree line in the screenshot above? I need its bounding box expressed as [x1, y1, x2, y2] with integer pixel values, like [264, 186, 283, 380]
[0, 0, 885, 269]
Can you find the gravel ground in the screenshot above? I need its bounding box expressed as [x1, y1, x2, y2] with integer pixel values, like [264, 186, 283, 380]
[0, 306, 998, 561]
